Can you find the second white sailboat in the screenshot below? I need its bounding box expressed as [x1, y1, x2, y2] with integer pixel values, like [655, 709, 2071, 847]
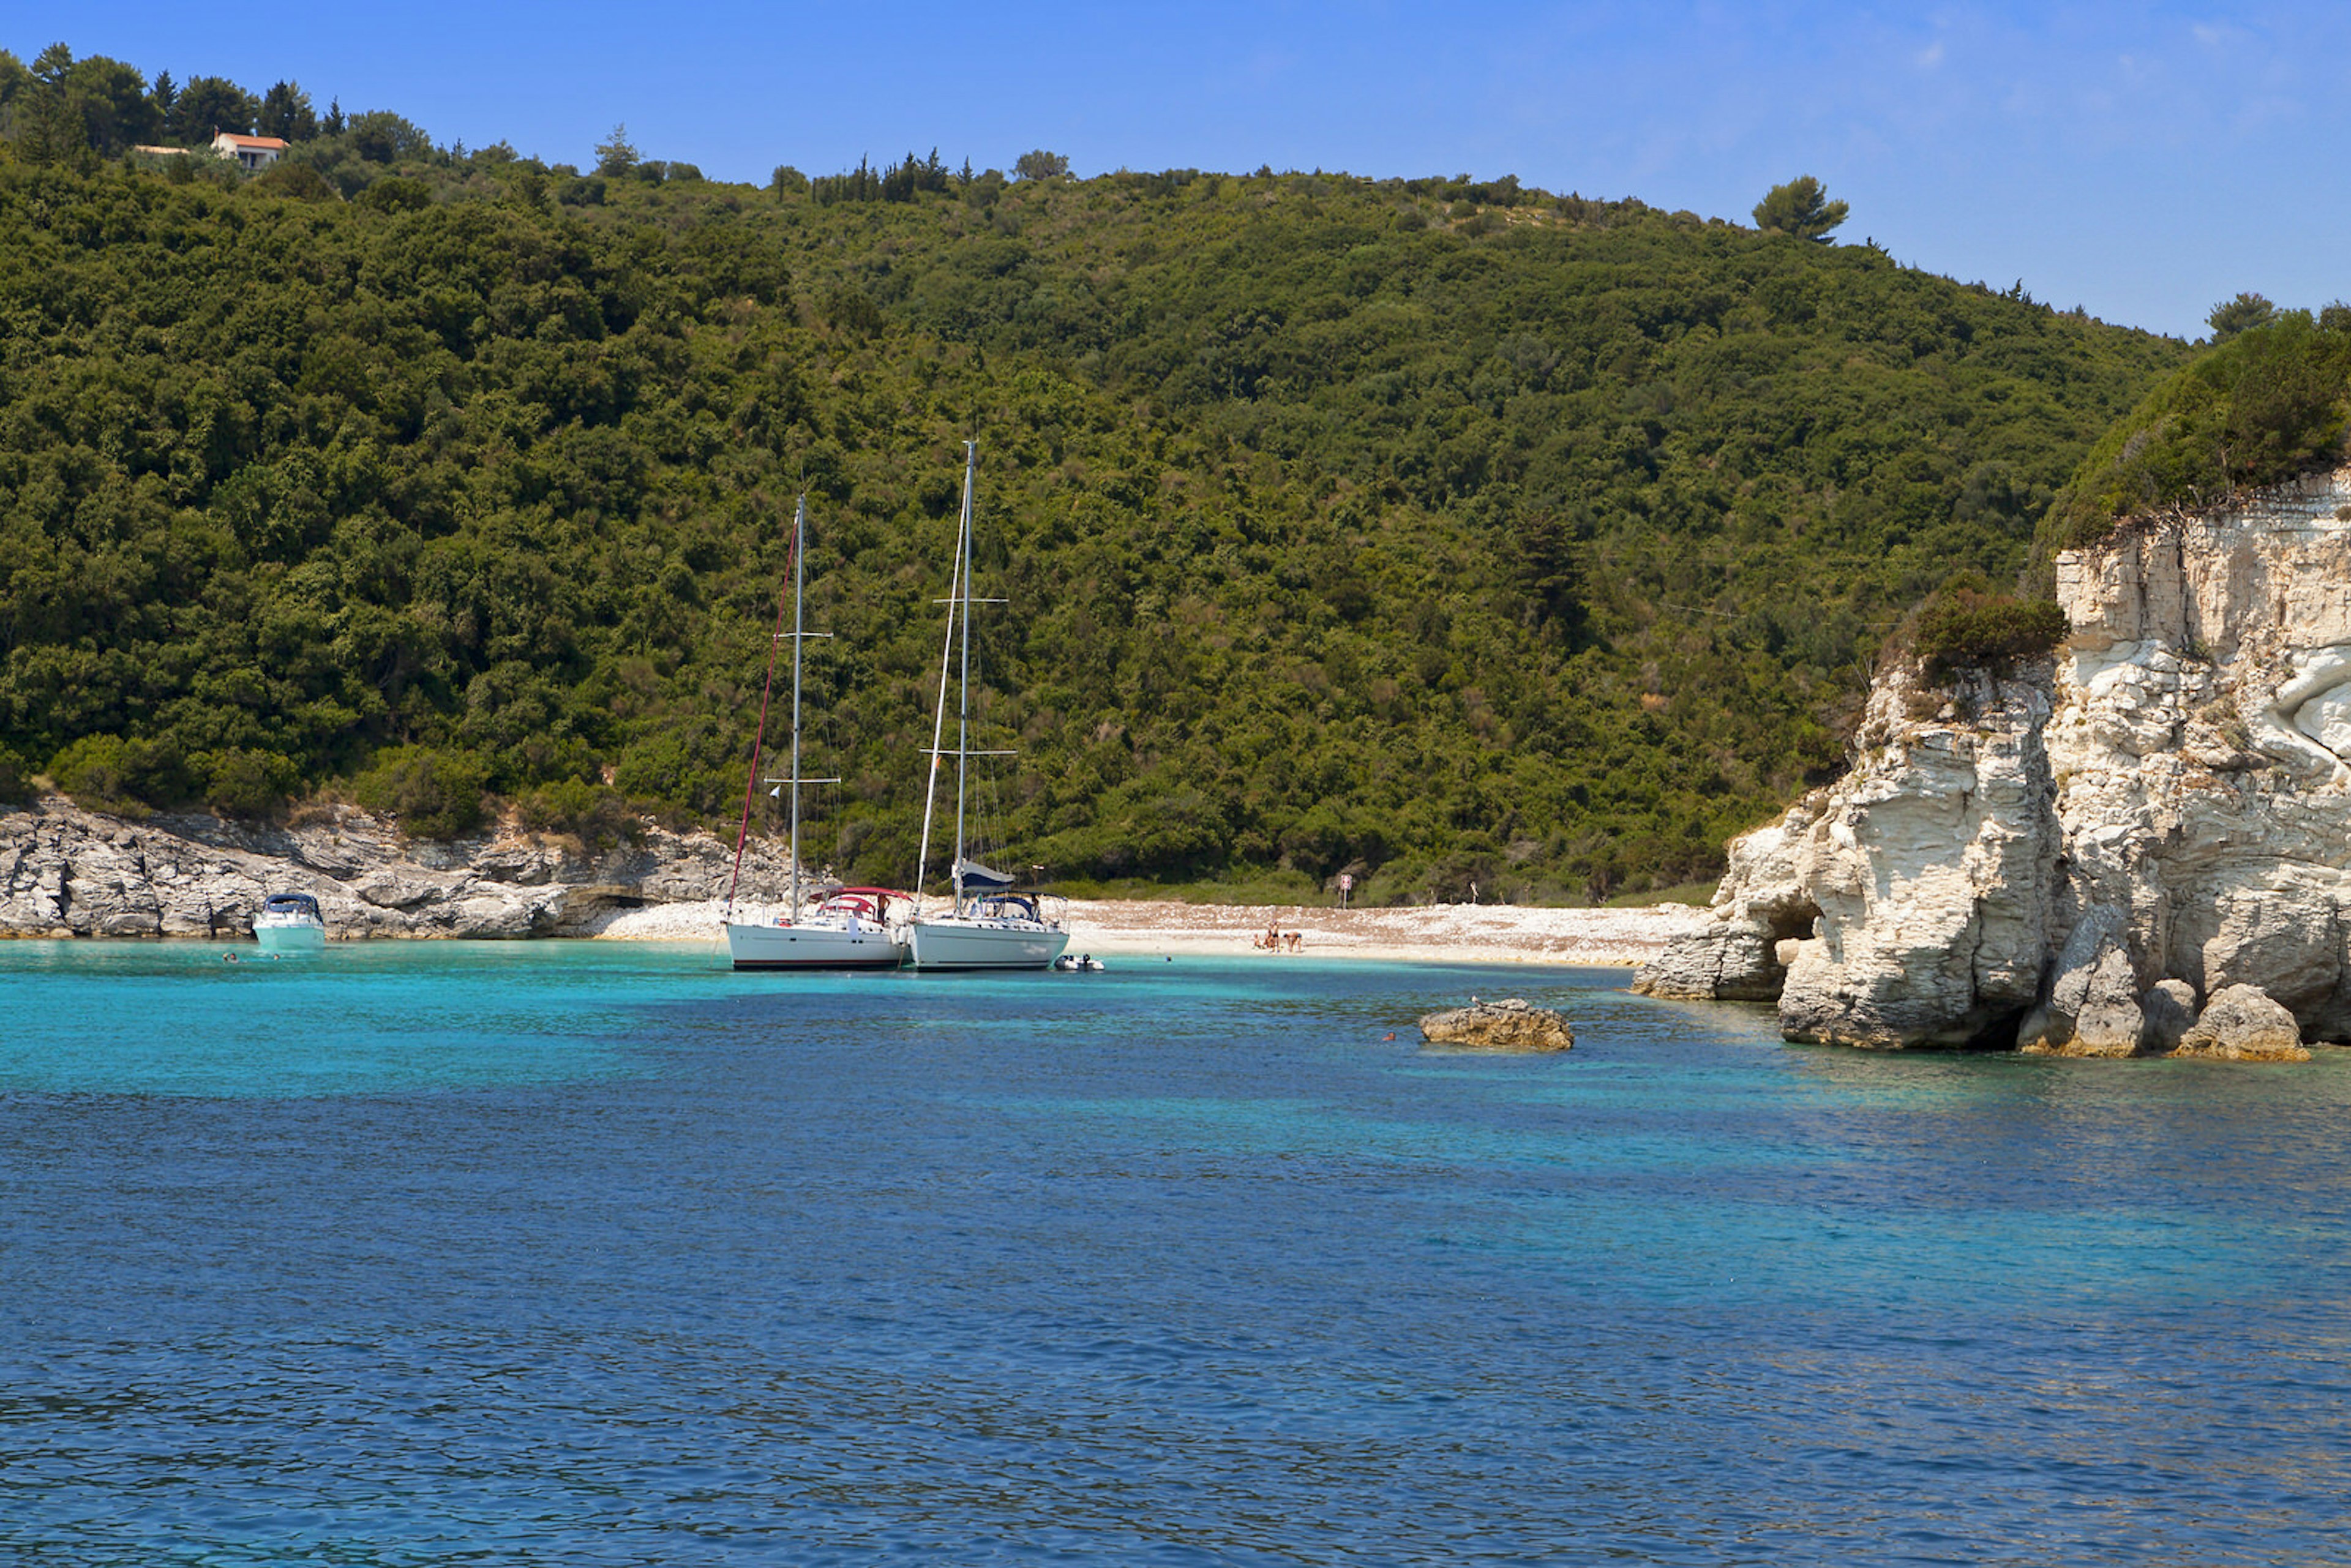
[906, 443, 1071, 972]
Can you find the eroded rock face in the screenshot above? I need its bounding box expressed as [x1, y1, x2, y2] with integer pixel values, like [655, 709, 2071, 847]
[1418, 998, 1575, 1052]
[1639, 468, 2351, 1058]
[0, 798, 798, 940]
[1639, 661, 2060, 1050]
[2018, 909, 2145, 1057]
[1631, 809, 1820, 1003]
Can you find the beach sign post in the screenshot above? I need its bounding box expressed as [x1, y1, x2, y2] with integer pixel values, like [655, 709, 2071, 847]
[1339, 872, 1353, 911]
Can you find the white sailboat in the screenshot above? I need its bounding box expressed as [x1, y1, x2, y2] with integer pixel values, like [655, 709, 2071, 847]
[723, 497, 910, 972]
[906, 443, 1071, 972]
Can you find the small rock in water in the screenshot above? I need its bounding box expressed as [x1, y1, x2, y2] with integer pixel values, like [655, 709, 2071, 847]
[1417, 997, 1575, 1053]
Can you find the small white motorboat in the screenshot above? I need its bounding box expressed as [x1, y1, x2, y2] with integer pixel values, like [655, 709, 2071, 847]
[253, 892, 327, 952]
[1052, 953, 1105, 972]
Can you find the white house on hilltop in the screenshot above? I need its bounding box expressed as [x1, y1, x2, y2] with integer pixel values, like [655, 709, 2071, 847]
[212, 132, 289, 171]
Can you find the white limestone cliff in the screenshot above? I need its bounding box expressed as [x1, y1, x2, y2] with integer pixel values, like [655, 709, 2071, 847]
[1638, 467, 2351, 1056]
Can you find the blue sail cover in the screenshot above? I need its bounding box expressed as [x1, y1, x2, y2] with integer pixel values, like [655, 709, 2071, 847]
[953, 858, 1018, 891]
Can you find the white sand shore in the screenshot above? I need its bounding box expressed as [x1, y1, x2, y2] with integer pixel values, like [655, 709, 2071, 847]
[598, 897, 1707, 968]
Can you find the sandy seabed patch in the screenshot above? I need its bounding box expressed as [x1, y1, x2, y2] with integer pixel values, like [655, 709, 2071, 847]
[598, 897, 1706, 969]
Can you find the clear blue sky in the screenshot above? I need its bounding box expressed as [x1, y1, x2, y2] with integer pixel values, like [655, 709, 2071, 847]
[26, 2, 2351, 339]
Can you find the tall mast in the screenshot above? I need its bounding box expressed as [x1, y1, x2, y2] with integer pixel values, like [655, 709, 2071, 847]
[786, 495, 807, 923]
[953, 440, 976, 910]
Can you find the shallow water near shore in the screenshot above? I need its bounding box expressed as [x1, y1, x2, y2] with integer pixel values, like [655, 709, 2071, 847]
[4, 940, 2349, 1564]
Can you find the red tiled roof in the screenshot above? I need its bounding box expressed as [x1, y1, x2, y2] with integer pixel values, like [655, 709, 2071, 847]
[216, 133, 290, 150]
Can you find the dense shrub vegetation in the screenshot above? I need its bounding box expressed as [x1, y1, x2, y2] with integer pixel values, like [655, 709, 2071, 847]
[2041, 309, 2351, 555]
[0, 44, 2197, 899]
[1910, 575, 2070, 681]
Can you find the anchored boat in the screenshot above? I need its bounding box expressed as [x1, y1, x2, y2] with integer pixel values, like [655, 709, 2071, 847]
[253, 892, 326, 952]
[722, 495, 911, 972]
[905, 443, 1070, 973]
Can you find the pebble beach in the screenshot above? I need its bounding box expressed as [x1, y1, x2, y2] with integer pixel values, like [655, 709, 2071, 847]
[595, 896, 1709, 968]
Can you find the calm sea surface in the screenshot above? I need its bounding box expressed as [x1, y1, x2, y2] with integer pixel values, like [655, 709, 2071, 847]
[3, 940, 2348, 1566]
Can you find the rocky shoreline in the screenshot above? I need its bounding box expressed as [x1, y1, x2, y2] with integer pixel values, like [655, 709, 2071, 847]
[0, 796, 1705, 966]
[0, 796, 797, 940]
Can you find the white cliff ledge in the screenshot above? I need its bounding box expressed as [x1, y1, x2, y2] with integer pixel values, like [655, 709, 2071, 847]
[0, 797, 796, 940]
[1637, 467, 2351, 1058]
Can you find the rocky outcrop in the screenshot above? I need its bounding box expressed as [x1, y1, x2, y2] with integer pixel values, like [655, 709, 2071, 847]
[2173, 984, 2310, 1062]
[1639, 467, 2351, 1058]
[0, 797, 799, 940]
[1635, 660, 2062, 1049]
[1417, 998, 1575, 1052]
[2140, 979, 2200, 1054]
[2017, 907, 2144, 1057]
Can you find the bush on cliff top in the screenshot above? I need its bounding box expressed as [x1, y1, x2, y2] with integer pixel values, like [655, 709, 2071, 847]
[2042, 310, 2351, 555]
[1911, 574, 2069, 681]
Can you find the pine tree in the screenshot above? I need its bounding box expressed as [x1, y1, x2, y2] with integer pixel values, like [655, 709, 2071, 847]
[2206, 292, 2277, 343]
[258, 80, 318, 142]
[1752, 176, 1848, 242]
[30, 41, 72, 89]
[594, 122, 639, 178]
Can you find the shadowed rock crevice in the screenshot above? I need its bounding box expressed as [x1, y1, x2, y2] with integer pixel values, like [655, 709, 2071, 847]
[1960, 1007, 2032, 1054]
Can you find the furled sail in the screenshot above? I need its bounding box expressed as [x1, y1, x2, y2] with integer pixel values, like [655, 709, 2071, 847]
[953, 858, 1017, 891]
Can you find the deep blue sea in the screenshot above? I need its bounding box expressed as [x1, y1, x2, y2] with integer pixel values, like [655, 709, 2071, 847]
[3, 940, 2348, 1566]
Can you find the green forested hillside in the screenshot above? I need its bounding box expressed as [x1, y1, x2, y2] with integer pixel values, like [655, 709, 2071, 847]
[0, 90, 2192, 900]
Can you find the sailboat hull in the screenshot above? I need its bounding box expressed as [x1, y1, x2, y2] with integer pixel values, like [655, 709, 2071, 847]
[906, 918, 1070, 972]
[726, 921, 909, 971]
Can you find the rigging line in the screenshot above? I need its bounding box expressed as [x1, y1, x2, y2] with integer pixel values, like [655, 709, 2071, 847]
[962, 567, 1003, 869]
[913, 461, 970, 916]
[726, 505, 800, 920]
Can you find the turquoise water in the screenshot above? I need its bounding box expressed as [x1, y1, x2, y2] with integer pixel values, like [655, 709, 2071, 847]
[4, 940, 2349, 1564]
